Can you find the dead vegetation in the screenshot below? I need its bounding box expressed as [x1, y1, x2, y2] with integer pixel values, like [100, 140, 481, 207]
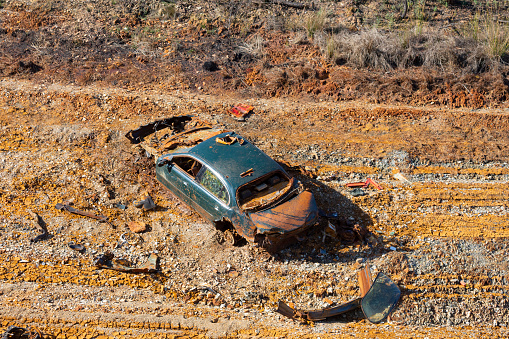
[0, 0, 507, 109]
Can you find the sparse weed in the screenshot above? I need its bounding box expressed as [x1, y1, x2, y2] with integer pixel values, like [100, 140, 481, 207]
[285, 13, 302, 32]
[414, 0, 428, 22]
[465, 13, 509, 60]
[304, 9, 327, 38]
[314, 32, 338, 61]
[482, 16, 509, 59]
[325, 35, 338, 61]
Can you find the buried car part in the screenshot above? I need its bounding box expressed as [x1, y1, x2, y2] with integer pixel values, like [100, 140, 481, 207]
[28, 210, 50, 243]
[94, 252, 159, 273]
[55, 202, 114, 228]
[1, 325, 43, 339]
[126, 117, 319, 252]
[276, 266, 400, 323]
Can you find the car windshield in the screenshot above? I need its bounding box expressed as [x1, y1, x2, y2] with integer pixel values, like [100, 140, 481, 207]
[237, 171, 293, 211]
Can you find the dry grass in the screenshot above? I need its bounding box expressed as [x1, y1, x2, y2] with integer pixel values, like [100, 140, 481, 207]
[313, 23, 503, 73]
[238, 34, 265, 58]
[304, 9, 327, 38]
[320, 29, 400, 71]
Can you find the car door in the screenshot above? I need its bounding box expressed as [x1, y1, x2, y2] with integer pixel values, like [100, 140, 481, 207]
[156, 155, 204, 211]
[194, 166, 232, 222]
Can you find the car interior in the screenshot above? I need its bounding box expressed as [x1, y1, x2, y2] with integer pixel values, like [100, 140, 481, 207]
[173, 156, 203, 177]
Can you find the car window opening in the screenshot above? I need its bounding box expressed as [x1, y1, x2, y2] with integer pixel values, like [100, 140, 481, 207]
[237, 171, 292, 210]
[173, 156, 203, 177]
[197, 168, 229, 203]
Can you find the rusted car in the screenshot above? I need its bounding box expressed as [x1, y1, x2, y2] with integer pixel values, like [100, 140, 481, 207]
[126, 115, 318, 252]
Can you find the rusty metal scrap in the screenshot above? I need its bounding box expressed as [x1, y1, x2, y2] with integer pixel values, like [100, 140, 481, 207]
[94, 252, 159, 273]
[326, 216, 371, 244]
[216, 134, 245, 145]
[346, 178, 382, 190]
[2, 325, 43, 339]
[55, 202, 114, 228]
[276, 266, 400, 324]
[125, 115, 194, 144]
[240, 168, 254, 178]
[28, 210, 50, 243]
[277, 298, 362, 322]
[228, 104, 253, 121]
[358, 265, 373, 298]
[133, 195, 156, 211]
[126, 115, 223, 157]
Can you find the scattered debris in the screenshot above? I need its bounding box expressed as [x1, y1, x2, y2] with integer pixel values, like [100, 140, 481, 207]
[276, 266, 400, 324]
[215, 134, 245, 145]
[127, 221, 149, 233]
[94, 252, 159, 273]
[133, 195, 156, 211]
[68, 242, 85, 252]
[1, 325, 43, 339]
[125, 115, 221, 158]
[55, 202, 114, 228]
[346, 178, 383, 190]
[393, 171, 410, 183]
[28, 210, 50, 243]
[253, 0, 315, 10]
[228, 104, 254, 121]
[326, 218, 370, 244]
[350, 187, 366, 197]
[115, 202, 127, 210]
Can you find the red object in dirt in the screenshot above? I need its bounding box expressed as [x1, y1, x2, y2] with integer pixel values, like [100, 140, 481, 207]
[229, 104, 254, 120]
[346, 178, 382, 190]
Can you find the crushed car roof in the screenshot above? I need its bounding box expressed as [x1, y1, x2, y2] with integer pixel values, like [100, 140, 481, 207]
[187, 132, 284, 190]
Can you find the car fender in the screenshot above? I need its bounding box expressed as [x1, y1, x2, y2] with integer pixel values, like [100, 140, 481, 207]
[229, 210, 257, 242]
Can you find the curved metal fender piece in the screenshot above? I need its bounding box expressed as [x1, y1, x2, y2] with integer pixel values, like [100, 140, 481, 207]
[276, 298, 362, 322]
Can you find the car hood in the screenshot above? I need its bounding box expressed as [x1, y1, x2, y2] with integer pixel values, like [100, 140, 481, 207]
[249, 190, 318, 234]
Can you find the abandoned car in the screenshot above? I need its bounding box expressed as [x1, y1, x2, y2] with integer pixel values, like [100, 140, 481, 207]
[126, 115, 319, 251]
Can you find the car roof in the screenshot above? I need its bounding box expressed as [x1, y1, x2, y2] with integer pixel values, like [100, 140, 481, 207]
[187, 131, 284, 190]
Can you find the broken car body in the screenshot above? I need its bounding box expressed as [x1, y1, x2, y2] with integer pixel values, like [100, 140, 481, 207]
[126, 115, 319, 251]
[276, 266, 401, 323]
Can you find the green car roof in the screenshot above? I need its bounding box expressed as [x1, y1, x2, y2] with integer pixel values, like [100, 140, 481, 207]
[187, 131, 284, 190]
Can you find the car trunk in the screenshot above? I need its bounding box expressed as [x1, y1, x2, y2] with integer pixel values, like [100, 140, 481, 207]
[249, 190, 318, 235]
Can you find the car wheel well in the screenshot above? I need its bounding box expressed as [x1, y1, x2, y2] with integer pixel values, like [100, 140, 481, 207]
[214, 218, 233, 232]
[214, 218, 246, 247]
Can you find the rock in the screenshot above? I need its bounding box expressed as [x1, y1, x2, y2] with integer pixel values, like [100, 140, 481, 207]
[128, 221, 148, 233]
